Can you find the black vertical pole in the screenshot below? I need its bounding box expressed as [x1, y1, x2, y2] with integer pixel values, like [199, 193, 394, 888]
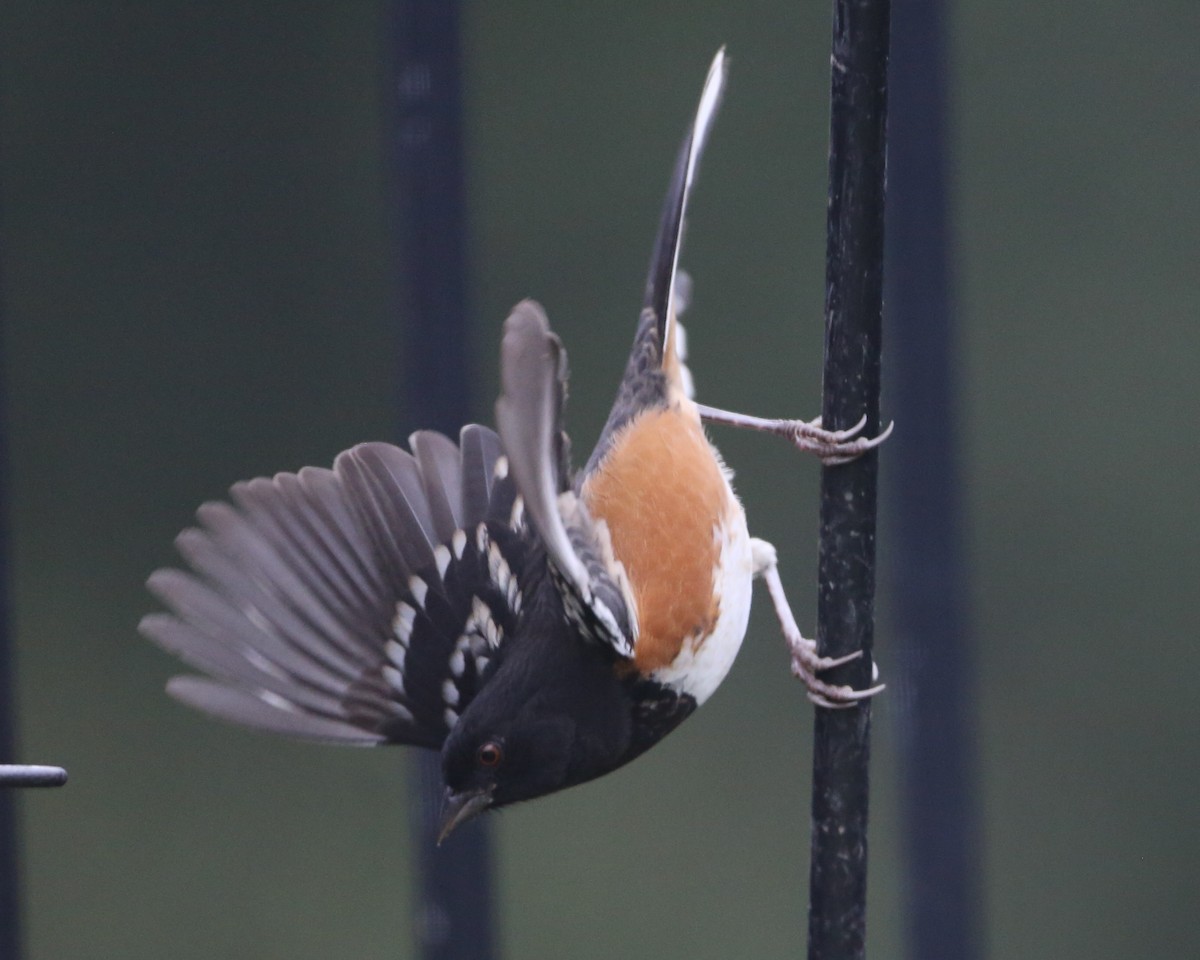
[807, 0, 891, 957]
[0, 413, 17, 958]
[886, 0, 982, 957]
[389, 4, 496, 959]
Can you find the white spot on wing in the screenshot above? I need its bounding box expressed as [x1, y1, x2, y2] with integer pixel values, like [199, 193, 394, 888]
[485, 539, 522, 612]
[392, 602, 416, 645]
[463, 596, 504, 652]
[383, 665, 406, 696]
[257, 689, 297, 712]
[244, 648, 287, 681]
[390, 702, 414, 723]
[451, 528, 467, 560]
[408, 576, 428, 608]
[434, 544, 451, 579]
[469, 596, 489, 624]
[487, 543, 516, 609]
[444, 707, 459, 729]
[442, 679, 460, 707]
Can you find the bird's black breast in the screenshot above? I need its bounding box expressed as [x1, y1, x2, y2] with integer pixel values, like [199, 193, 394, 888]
[621, 677, 697, 763]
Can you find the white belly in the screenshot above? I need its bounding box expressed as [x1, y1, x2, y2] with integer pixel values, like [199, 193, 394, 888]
[649, 501, 754, 704]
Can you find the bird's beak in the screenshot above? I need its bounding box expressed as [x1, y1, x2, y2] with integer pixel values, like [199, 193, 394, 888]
[437, 787, 493, 845]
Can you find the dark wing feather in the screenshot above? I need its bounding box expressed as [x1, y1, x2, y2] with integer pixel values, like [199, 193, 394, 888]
[459, 424, 502, 517]
[410, 430, 465, 540]
[140, 426, 529, 749]
[168, 677, 379, 744]
[335, 443, 437, 580]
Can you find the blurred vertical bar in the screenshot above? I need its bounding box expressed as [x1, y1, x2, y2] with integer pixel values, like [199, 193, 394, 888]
[885, 0, 983, 958]
[388, 3, 496, 959]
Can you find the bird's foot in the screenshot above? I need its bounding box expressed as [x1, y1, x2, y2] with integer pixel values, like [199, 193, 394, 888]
[788, 631, 884, 709]
[784, 415, 895, 467]
[696, 405, 894, 466]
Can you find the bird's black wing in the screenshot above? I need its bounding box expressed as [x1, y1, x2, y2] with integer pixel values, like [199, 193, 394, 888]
[140, 425, 530, 748]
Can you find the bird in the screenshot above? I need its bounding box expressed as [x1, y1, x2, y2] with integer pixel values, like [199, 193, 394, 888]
[140, 48, 890, 843]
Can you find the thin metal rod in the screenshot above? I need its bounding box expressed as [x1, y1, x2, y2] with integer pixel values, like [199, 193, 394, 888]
[886, 0, 982, 956]
[0, 766, 68, 788]
[389, 2, 496, 958]
[807, 0, 891, 956]
[0, 254, 20, 959]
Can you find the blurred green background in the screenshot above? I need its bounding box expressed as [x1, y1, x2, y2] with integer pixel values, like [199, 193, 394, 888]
[2, 2, 1197, 958]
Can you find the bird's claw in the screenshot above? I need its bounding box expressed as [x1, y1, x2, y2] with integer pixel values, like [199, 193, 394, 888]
[789, 632, 884, 709]
[787, 416, 895, 467]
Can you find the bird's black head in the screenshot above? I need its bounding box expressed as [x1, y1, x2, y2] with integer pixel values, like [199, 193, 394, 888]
[436, 622, 633, 842]
[438, 699, 577, 842]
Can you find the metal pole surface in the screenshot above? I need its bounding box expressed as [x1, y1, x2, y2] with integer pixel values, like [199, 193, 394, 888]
[808, 0, 891, 956]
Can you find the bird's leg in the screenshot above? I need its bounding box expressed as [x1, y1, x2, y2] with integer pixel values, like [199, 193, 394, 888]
[696, 404, 894, 466]
[750, 538, 884, 709]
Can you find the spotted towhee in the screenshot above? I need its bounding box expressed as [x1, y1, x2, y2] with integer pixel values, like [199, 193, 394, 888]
[141, 49, 889, 842]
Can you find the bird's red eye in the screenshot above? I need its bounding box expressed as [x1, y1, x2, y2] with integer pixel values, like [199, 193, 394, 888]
[476, 742, 503, 768]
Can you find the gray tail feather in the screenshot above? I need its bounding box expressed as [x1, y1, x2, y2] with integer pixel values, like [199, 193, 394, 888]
[140, 424, 511, 748]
